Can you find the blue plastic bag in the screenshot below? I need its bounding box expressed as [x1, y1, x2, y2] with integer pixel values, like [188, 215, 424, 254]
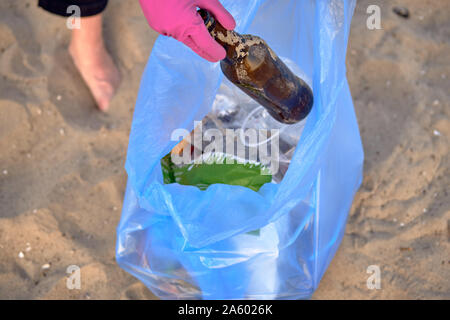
[116, 0, 363, 299]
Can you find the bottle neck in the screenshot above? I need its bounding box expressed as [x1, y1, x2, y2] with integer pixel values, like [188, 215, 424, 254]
[198, 9, 242, 59]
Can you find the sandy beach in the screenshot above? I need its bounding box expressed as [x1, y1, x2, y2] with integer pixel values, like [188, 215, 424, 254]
[0, 0, 448, 299]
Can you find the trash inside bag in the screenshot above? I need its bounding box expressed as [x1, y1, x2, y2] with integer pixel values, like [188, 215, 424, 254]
[116, 0, 363, 299]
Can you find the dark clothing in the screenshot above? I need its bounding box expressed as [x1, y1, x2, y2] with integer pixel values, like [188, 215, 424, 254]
[38, 0, 108, 17]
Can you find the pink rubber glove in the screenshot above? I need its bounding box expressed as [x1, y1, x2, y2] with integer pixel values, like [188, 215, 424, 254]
[139, 0, 236, 62]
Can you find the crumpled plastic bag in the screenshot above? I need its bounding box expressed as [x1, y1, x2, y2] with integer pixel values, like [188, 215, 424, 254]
[116, 0, 363, 299]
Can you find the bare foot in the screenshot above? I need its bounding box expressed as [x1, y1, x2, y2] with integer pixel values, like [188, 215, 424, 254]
[69, 15, 121, 112]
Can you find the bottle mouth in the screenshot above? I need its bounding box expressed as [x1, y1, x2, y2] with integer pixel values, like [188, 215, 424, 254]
[197, 9, 216, 33]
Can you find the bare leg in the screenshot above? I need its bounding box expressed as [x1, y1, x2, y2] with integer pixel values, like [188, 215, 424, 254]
[69, 14, 121, 111]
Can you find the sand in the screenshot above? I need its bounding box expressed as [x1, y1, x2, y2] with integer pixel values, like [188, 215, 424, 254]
[0, 0, 448, 299]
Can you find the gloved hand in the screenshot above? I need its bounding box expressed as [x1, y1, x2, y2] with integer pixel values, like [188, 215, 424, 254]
[139, 0, 236, 62]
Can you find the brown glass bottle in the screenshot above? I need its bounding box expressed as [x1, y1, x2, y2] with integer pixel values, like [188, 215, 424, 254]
[199, 9, 313, 124]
